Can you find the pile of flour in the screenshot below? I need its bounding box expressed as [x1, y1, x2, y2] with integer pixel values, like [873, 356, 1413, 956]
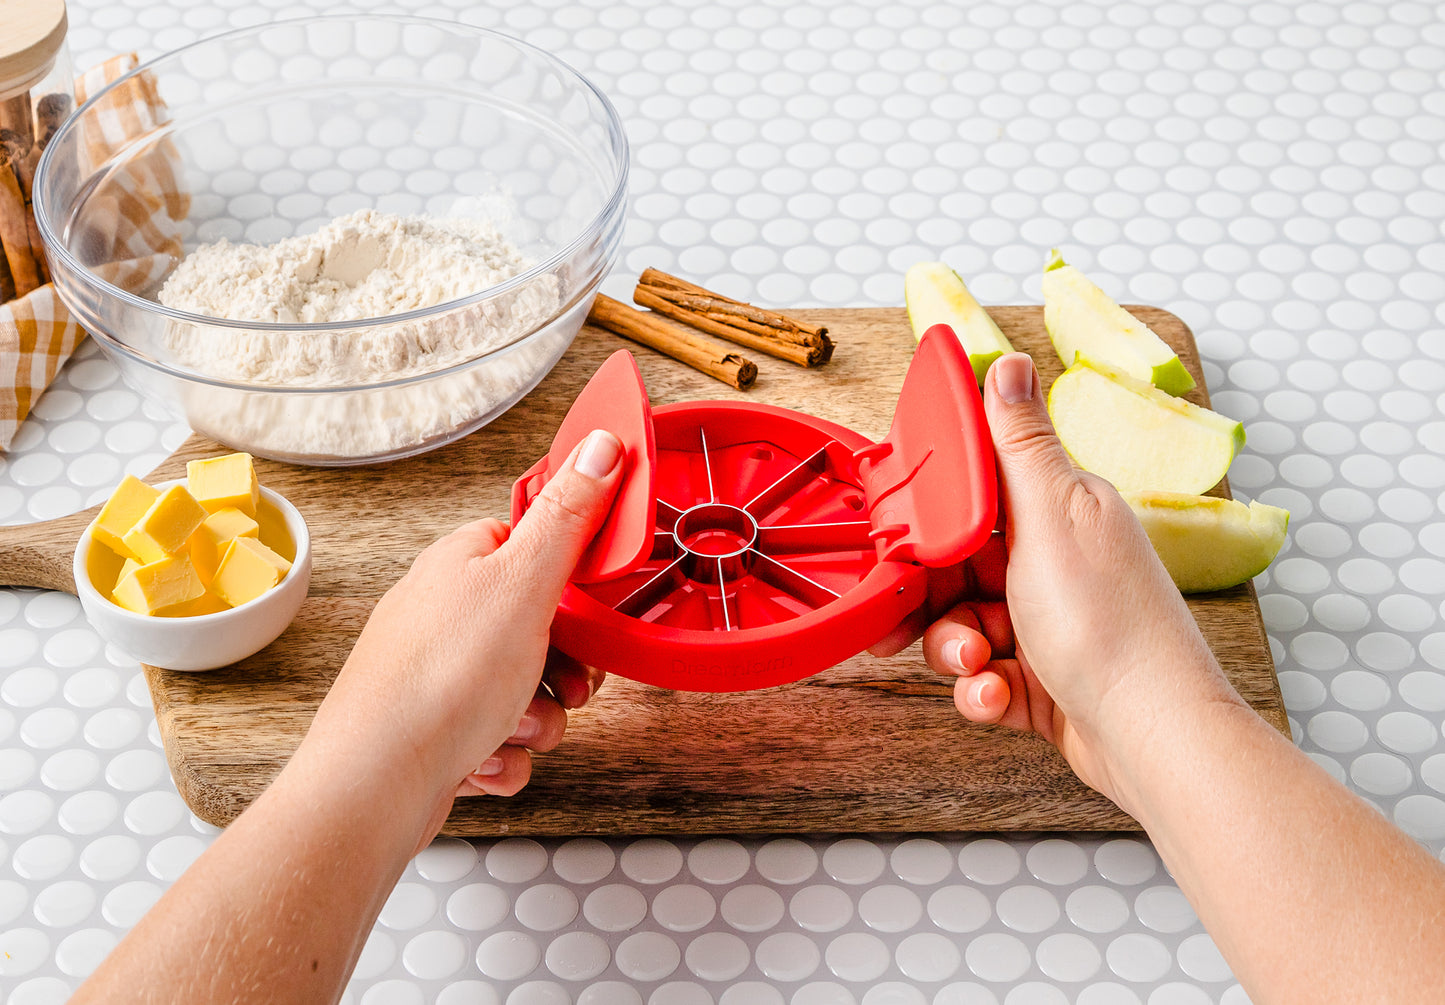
[159, 209, 559, 386]
[156, 209, 565, 458]
[160, 209, 537, 326]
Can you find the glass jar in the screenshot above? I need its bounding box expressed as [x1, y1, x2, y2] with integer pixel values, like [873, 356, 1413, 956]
[0, 0, 73, 301]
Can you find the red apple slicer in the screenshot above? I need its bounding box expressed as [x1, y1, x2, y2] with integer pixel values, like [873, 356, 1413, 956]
[511, 324, 997, 692]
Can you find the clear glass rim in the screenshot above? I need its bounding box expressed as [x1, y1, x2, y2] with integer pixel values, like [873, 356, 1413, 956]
[33, 13, 630, 335]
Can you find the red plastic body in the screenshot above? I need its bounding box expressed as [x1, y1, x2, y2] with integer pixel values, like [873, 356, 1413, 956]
[511, 325, 997, 692]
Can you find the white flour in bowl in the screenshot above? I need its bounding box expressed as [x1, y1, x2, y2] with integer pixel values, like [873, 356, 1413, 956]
[161, 208, 537, 325]
[154, 208, 567, 460]
[158, 208, 559, 385]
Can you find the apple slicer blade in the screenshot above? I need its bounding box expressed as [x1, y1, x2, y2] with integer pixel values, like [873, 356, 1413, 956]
[580, 423, 876, 635]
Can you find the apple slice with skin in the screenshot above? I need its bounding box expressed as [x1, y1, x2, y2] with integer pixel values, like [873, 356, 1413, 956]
[904, 261, 1015, 384]
[1042, 249, 1196, 396]
[1047, 358, 1244, 494]
[1124, 491, 1289, 593]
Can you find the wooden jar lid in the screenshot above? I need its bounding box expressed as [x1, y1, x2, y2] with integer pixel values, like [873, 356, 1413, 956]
[0, 0, 68, 95]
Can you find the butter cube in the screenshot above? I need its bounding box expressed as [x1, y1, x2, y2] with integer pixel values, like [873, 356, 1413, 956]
[116, 557, 141, 585]
[112, 554, 206, 615]
[92, 475, 160, 560]
[211, 537, 292, 608]
[121, 484, 208, 565]
[187, 453, 260, 518]
[188, 507, 260, 584]
[157, 591, 232, 618]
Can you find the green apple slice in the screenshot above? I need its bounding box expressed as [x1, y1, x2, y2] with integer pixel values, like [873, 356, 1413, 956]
[1047, 359, 1244, 494]
[904, 261, 1015, 384]
[1124, 491, 1289, 593]
[1042, 249, 1196, 396]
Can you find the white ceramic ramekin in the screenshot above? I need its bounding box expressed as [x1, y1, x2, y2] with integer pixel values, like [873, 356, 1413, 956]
[73, 482, 312, 672]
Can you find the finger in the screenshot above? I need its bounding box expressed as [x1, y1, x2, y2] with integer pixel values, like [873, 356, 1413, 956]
[868, 605, 929, 658]
[394, 519, 510, 589]
[953, 657, 1057, 737]
[1015, 651, 1060, 741]
[869, 540, 1009, 659]
[445, 518, 511, 559]
[457, 745, 533, 798]
[922, 601, 1014, 676]
[968, 533, 1008, 600]
[507, 688, 568, 751]
[920, 607, 993, 676]
[983, 353, 1082, 532]
[543, 650, 605, 709]
[952, 668, 1010, 725]
[499, 429, 625, 610]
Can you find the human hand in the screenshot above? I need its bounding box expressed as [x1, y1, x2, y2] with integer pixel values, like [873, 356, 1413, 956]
[296, 429, 624, 845]
[883, 354, 1242, 811]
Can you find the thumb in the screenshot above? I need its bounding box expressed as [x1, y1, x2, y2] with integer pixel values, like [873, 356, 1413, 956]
[984, 353, 1083, 530]
[499, 429, 625, 610]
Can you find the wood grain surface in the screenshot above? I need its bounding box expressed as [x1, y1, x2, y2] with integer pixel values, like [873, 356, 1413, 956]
[0, 306, 1287, 835]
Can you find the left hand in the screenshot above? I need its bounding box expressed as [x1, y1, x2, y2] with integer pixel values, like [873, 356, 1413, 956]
[869, 354, 1234, 810]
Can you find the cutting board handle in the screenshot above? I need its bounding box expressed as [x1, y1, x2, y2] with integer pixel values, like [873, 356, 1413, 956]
[0, 505, 97, 593]
[0, 433, 212, 595]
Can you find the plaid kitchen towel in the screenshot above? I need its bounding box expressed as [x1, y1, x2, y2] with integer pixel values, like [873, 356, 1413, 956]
[0, 285, 85, 446]
[0, 53, 184, 451]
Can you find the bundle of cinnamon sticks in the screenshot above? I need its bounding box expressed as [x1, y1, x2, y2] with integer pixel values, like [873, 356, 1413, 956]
[586, 268, 834, 390]
[0, 86, 70, 303]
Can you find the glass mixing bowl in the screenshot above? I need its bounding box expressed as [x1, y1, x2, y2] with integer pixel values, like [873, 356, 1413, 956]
[34, 15, 628, 466]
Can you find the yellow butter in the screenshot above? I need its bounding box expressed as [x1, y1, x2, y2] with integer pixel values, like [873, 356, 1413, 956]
[112, 554, 206, 616]
[121, 484, 208, 565]
[92, 475, 160, 560]
[157, 591, 232, 618]
[188, 507, 260, 584]
[211, 536, 292, 608]
[187, 452, 260, 518]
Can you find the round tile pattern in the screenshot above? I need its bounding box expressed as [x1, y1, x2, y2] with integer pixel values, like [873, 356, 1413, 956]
[5, 0, 1445, 1002]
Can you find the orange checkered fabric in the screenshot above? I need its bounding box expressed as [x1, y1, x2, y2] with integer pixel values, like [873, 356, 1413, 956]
[0, 286, 85, 446]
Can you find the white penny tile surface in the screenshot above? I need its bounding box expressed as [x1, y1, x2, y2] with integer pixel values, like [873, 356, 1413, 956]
[4, 0, 1445, 1002]
[719, 884, 786, 934]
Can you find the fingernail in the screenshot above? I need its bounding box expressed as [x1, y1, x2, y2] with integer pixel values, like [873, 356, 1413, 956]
[993, 354, 1034, 404]
[942, 638, 966, 672]
[477, 756, 505, 776]
[576, 430, 623, 479]
[513, 714, 541, 742]
[967, 677, 995, 708]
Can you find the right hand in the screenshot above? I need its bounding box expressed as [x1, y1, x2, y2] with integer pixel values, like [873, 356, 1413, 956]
[904, 354, 1243, 811]
[301, 429, 624, 849]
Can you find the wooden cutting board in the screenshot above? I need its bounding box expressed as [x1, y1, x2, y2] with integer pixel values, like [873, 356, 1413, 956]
[0, 306, 1286, 835]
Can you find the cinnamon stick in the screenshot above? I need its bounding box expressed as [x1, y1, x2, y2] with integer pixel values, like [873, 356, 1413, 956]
[640, 268, 825, 344]
[0, 242, 15, 303]
[23, 200, 49, 286]
[588, 294, 757, 391]
[12, 148, 49, 287]
[0, 150, 41, 298]
[634, 287, 829, 367]
[0, 90, 53, 297]
[0, 95, 32, 166]
[635, 268, 835, 367]
[35, 93, 73, 151]
[15, 147, 38, 201]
